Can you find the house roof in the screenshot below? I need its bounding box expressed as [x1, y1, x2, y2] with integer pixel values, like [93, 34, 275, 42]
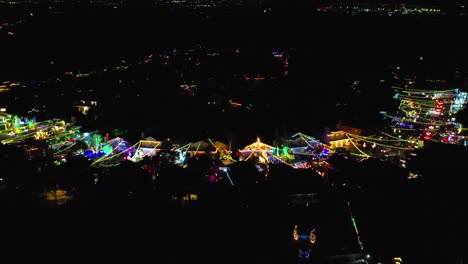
[241, 137, 275, 151]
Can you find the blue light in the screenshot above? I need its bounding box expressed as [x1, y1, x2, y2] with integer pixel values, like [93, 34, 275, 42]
[84, 150, 106, 159]
[83, 150, 94, 157]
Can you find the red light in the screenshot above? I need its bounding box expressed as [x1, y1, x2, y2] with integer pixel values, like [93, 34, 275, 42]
[209, 175, 216, 183]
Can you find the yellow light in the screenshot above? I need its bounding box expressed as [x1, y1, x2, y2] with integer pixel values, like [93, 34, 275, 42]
[293, 225, 299, 241]
[309, 229, 316, 244]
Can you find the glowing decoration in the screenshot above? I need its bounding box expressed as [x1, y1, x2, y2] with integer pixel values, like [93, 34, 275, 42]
[258, 155, 266, 163]
[103, 145, 113, 156]
[386, 86, 468, 147]
[28, 120, 35, 129]
[293, 225, 299, 241]
[93, 134, 102, 152]
[348, 201, 364, 251]
[309, 229, 316, 244]
[282, 146, 290, 156]
[240, 137, 276, 163]
[298, 249, 311, 260]
[35, 131, 50, 140]
[12, 115, 20, 129]
[178, 151, 186, 164]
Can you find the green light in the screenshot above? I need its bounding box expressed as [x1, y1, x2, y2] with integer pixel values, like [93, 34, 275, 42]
[28, 120, 35, 128]
[103, 145, 113, 156]
[12, 115, 20, 128]
[283, 146, 289, 156]
[93, 134, 102, 151]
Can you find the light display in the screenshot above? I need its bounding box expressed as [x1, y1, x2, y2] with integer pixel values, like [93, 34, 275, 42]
[309, 229, 316, 244]
[346, 84, 468, 160]
[92, 134, 103, 152]
[218, 166, 235, 186]
[132, 139, 161, 161]
[282, 146, 290, 157]
[12, 115, 20, 130]
[28, 119, 35, 129]
[347, 201, 364, 251]
[293, 225, 317, 245]
[103, 145, 113, 156]
[239, 137, 276, 163]
[388, 86, 467, 145]
[90, 138, 138, 167]
[298, 249, 311, 260]
[293, 225, 299, 241]
[290, 133, 334, 159]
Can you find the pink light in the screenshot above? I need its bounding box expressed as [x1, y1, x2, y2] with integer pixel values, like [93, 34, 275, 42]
[254, 77, 265, 81]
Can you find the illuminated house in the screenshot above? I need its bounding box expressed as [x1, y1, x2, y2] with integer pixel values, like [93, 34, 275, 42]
[239, 137, 276, 163]
[0, 112, 12, 131]
[74, 100, 98, 115]
[285, 133, 335, 169]
[134, 137, 162, 159]
[207, 139, 235, 165]
[186, 140, 217, 156]
[289, 132, 334, 155]
[327, 131, 352, 149]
